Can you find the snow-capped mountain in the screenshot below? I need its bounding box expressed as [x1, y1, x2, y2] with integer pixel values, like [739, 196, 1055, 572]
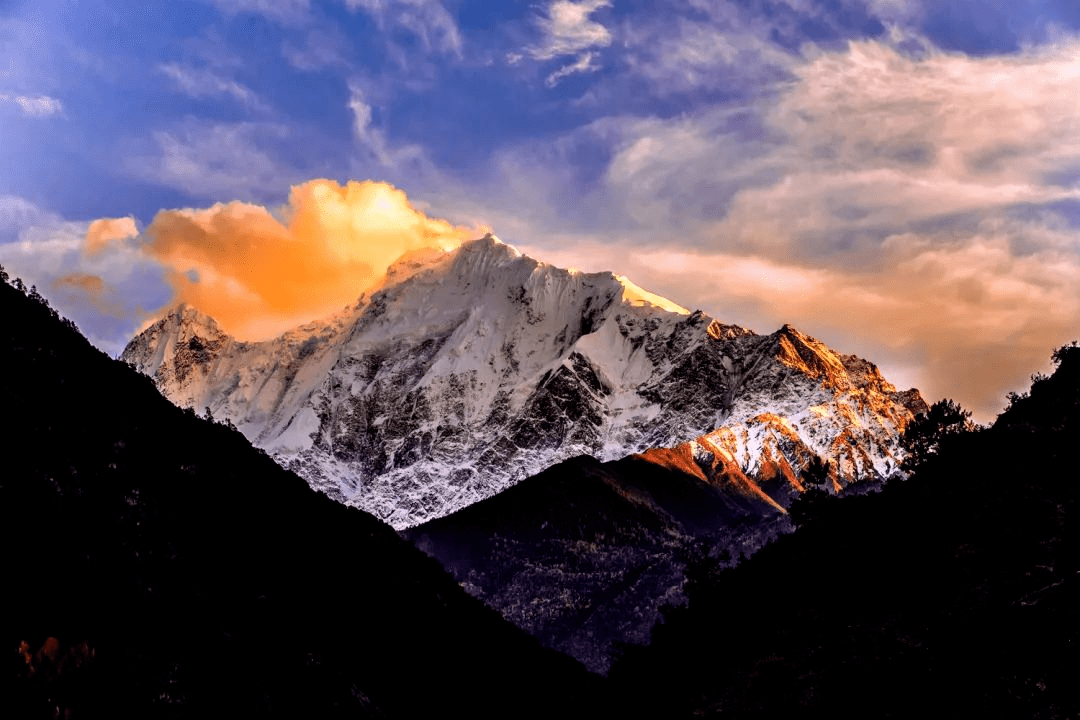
[122, 234, 926, 528]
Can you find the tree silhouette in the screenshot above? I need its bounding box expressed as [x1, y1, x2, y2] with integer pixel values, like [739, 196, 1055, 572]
[901, 398, 974, 472]
[789, 455, 834, 528]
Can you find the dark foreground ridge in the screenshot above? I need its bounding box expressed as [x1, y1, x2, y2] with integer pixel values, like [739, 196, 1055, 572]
[0, 279, 601, 718]
[606, 345, 1080, 718]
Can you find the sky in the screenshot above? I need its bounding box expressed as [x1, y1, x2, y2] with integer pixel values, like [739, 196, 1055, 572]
[3, 0, 1080, 421]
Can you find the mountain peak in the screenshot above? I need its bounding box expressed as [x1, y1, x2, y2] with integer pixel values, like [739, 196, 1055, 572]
[773, 323, 850, 388]
[123, 241, 924, 527]
[613, 274, 689, 315]
[164, 303, 224, 333]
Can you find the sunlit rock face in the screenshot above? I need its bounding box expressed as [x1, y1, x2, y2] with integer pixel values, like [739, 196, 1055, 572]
[122, 234, 926, 529]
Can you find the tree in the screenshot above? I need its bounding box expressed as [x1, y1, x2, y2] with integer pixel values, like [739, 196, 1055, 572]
[801, 454, 832, 488]
[789, 455, 834, 528]
[0, 263, 8, 284]
[901, 399, 974, 472]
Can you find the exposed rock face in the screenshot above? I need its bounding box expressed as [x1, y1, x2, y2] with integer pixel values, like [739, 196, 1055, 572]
[122, 234, 926, 529]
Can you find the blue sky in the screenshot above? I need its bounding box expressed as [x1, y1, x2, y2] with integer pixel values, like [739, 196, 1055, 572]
[3, 0, 1080, 419]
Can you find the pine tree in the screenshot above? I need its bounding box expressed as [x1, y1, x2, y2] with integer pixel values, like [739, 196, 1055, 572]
[901, 398, 974, 471]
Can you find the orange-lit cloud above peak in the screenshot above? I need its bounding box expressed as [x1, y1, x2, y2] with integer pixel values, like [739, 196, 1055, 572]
[85, 217, 139, 255]
[140, 179, 484, 339]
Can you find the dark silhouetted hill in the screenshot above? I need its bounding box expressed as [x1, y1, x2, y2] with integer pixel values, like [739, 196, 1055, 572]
[606, 346, 1079, 718]
[0, 278, 601, 718]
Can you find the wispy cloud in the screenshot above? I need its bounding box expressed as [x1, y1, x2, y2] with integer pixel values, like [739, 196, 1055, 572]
[282, 25, 350, 71]
[205, 0, 311, 24]
[545, 51, 600, 87]
[127, 120, 297, 202]
[348, 81, 427, 170]
[0, 196, 62, 243]
[157, 63, 267, 111]
[514, 0, 612, 60]
[0, 93, 64, 117]
[620, 9, 798, 98]
[509, 0, 612, 86]
[346, 0, 463, 56]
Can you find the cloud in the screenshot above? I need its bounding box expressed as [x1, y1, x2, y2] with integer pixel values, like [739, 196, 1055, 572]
[2, 180, 486, 348]
[545, 51, 600, 87]
[138, 179, 484, 339]
[479, 36, 1080, 421]
[127, 120, 298, 202]
[509, 0, 611, 87]
[0, 212, 170, 356]
[86, 217, 139, 255]
[515, 0, 612, 61]
[518, 220, 1080, 423]
[619, 8, 799, 98]
[346, 0, 463, 56]
[54, 272, 128, 317]
[720, 39, 1080, 260]
[282, 26, 349, 71]
[347, 81, 426, 170]
[0, 196, 62, 243]
[157, 63, 267, 110]
[0, 93, 64, 117]
[205, 0, 310, 24]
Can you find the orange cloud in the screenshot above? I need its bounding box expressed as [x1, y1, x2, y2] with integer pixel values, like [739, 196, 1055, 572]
[53, 272, 127, 317]
[141, 179, 484, 339]
[55, 272, 106, 294]
[85, 217, 138, 255]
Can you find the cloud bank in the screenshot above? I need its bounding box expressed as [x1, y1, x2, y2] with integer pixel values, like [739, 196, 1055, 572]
[2, 180, 484, 348]
[503, 37, 1080, 421]
[141, 179, 481, 338]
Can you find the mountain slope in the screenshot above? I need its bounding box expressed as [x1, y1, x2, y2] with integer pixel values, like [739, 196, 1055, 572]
[0, 277, 601, 719]
[122, 234, 925, 528]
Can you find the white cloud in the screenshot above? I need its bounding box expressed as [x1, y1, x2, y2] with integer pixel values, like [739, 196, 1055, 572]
[127, 120, 297, 202]
[509, 0, 612, 87]
[595, 39, 1080, 260]
[0, 210, 166, 356]
[620, 9, 799, 97]
[471, 37, 1080, 420]
[529, 0, 612, 60]
[157, 63, 267, 110]
[545, 51, 600, 87]
[0, 93, 64, 117]
[0, 196, 61, 243]
[346, 0, 462, 56]
[347, 81, 426, 170]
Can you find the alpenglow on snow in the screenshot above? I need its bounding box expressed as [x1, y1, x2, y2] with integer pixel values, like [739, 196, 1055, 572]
[122, 234, 927, 528]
